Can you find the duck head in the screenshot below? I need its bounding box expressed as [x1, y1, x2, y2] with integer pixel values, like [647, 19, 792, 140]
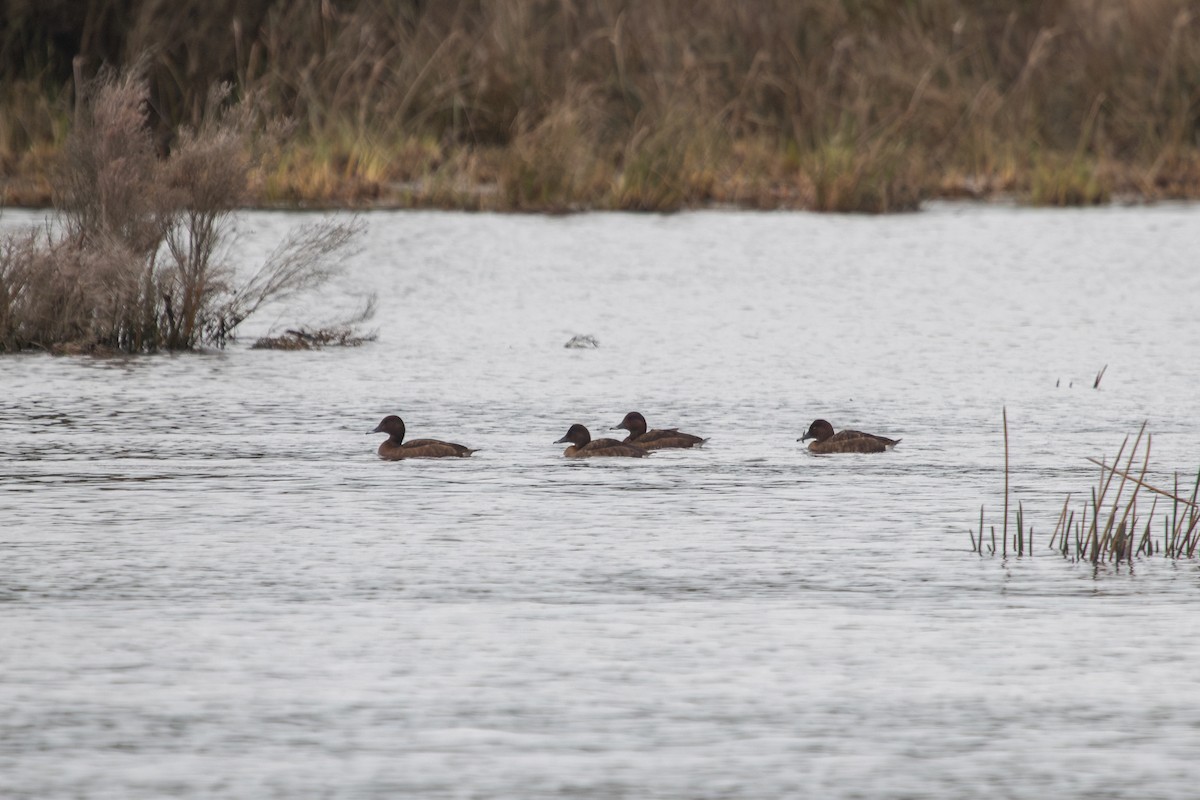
[555, 424, 592, 447]
[371, 415, 406, 443]
[612, 411, 647, 437]
[798, 419, 835, 443]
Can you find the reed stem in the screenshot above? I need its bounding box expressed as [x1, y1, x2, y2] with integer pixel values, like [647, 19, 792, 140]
[1003, 406, 1009, 559]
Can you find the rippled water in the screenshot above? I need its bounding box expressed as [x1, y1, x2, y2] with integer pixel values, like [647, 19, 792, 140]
[3, 204, 1200, 799]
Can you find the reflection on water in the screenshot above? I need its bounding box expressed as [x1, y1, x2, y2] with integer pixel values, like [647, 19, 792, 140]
[3, 204, 1200, 798]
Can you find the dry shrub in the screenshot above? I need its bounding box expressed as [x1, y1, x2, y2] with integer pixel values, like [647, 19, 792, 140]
[0, 63, 367, 353]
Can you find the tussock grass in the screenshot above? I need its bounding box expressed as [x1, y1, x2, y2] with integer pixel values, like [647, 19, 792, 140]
[6, 1, 1200, 211]
[970, 411, 1200, 564]
[0, 64, 367, 353]
[1028, 154, 1111, 206]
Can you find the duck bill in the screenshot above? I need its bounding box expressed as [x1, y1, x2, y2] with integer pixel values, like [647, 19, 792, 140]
[554, 434, 570, 444]
[370, 424, 383, 434]
[610, 423, 628, 431]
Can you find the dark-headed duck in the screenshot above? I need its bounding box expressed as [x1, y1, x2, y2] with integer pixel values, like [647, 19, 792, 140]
[370, 415, 476, 460]
[798, 419, 900, 454]
[555, 424, 650, 458]
[612, 411, 707, 450]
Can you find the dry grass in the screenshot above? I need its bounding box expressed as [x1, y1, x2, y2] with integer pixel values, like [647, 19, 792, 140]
[5, 1, 1200, 211]
[0, 64, 367, 353]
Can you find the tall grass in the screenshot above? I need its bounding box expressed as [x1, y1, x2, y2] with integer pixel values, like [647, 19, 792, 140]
[0, 64, 365, 353]
[5, 1, 1200, 210]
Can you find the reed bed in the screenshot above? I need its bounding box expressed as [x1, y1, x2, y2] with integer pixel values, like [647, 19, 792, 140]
[971, 411, 1200, 564]
[5, 0, 1200, 211]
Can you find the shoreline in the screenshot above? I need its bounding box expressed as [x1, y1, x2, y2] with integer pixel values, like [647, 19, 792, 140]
[5, 159, 1197, 214]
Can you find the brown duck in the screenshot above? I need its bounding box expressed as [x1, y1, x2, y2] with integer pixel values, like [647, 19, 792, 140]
[556, 424, 650, 458]
[612, 411, 707, 450]
[798, 419, 900, 454]
[370, 415, 476, 460]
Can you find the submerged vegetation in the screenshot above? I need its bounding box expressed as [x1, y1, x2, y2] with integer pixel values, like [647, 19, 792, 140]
[251, 296, 378, 351]
[0, 66, 366, 354]
[971, 410, 1200, 564]
[4, 0, 1200, 212]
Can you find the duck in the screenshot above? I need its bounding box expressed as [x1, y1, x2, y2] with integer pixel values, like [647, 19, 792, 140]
[612, 411, 707, 450]
[798, 419, 900, 454]
[555, 424, 650, 458]
[370, 415, 476, 459]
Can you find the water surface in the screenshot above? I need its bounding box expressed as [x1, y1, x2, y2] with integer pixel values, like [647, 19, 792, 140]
[2, 204, 1200, 798]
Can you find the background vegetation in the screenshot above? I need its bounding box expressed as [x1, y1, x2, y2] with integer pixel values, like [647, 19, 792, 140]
[3, 0, 1200, 211]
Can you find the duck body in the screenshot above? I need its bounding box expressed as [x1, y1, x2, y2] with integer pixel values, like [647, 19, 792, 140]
[556, 424, 650, 458]
[613, 411, 707, 450]
[371, 415, 476, 460]
[799, 419, 900, 454]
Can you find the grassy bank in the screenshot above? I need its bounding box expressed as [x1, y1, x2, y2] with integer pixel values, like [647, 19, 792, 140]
[4, 0, 1200, 212]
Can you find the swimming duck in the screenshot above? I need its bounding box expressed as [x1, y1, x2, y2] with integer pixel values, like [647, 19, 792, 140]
[798, 419, 900, 454]
[370, 415, 476, 459]
[556, 424, 650, 458]
[612, 411, 707, 450]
